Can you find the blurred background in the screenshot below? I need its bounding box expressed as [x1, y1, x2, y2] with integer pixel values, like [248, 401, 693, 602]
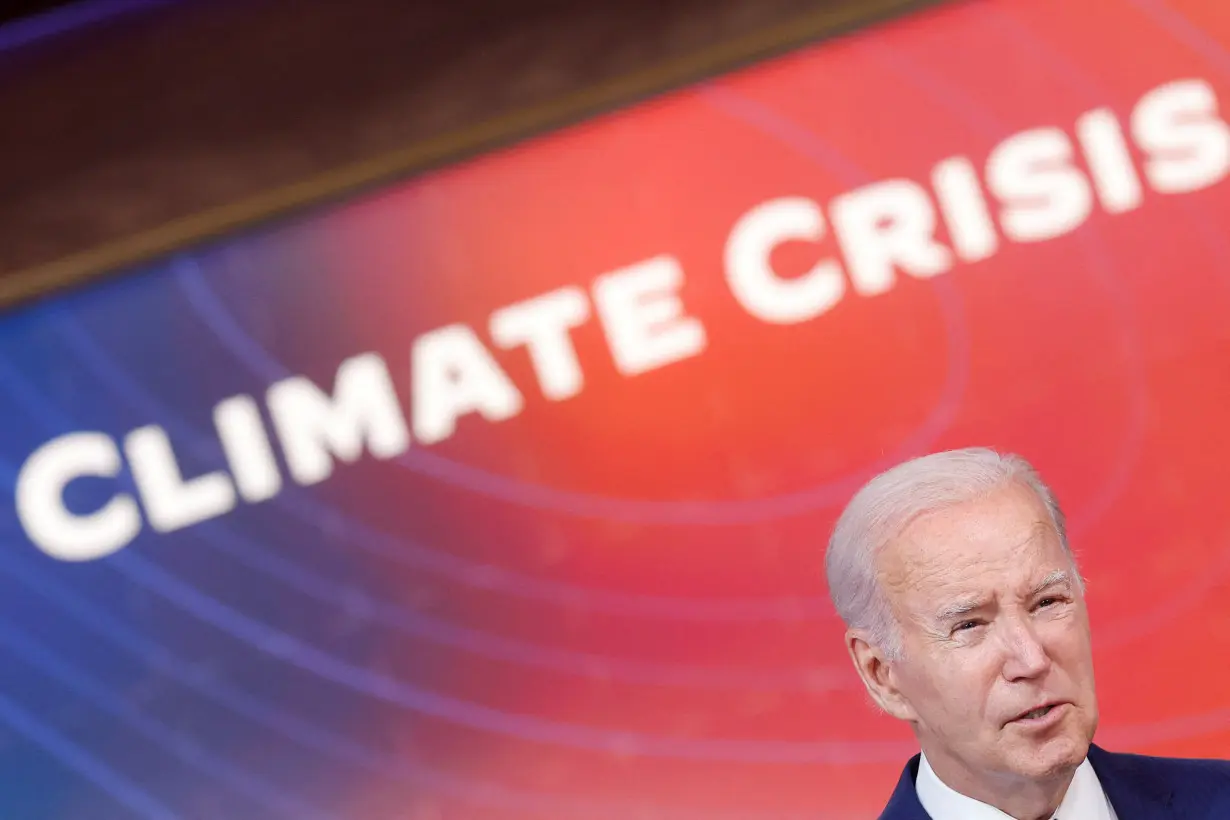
[1, 0, 1229, 817]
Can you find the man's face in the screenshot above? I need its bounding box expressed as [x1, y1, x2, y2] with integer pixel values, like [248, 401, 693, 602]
[876, 482, 1099, 787]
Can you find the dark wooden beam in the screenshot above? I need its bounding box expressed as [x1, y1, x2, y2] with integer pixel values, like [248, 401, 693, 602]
[0, 0, 949, 307]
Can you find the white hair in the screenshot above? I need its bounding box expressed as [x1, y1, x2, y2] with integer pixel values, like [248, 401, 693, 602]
[824, 447, 1078, 660]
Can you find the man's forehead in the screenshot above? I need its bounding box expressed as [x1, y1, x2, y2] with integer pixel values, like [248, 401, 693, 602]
[894, 517, 1056, 566]
[875, 489, 1062, 591]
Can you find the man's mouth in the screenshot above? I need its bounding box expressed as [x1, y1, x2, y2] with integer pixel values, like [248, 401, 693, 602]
[1009, 702, 1064, 724]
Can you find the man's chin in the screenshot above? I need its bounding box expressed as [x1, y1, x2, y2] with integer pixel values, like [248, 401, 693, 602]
[1009, 734, 1090, 780]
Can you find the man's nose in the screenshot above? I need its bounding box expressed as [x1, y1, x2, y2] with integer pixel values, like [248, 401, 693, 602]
[1000, 618, 1051, 681]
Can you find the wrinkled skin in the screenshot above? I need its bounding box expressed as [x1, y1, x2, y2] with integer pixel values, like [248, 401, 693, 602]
[847, 482, 1099, 820]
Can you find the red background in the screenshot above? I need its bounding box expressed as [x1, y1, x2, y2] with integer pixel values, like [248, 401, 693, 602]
[341, 0, 1230, 812]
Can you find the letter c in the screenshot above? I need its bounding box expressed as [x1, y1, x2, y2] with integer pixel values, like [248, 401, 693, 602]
[16, 432, 141, 561]
[724, 196, 846, 324]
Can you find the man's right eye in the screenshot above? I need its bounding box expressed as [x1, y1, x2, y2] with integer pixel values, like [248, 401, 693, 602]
[954, 620, 980, 632]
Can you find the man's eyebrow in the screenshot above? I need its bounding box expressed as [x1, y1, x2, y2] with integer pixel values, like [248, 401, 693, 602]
[1029, 569, 1072, 598]
[934, 598, 986, 624]
[932, 572, 1074, 625]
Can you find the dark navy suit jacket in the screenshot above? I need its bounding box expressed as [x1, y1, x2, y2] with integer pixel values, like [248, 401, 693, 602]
[879, 744, 1230, 819]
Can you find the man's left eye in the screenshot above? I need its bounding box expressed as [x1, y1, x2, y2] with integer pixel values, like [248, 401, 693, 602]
[1038, 597, 1058, 608]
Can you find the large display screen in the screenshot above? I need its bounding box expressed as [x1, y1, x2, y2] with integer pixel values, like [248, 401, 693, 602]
[3, 0, 1230, 816]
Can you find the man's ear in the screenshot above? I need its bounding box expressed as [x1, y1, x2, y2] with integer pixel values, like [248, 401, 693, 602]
[846, 629, 917, 722]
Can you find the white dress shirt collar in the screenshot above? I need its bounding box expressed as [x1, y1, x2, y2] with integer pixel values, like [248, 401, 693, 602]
[915, 751, 1118, 820]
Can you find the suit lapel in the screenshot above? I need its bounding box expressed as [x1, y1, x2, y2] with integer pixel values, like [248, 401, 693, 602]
[878, 755, 931, 820]
[1086, 743, 1176, 818]
[879, 746, 1177, 819]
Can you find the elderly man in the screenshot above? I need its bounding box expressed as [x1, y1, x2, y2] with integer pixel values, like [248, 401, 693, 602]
[825, 447, 1230, 820]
